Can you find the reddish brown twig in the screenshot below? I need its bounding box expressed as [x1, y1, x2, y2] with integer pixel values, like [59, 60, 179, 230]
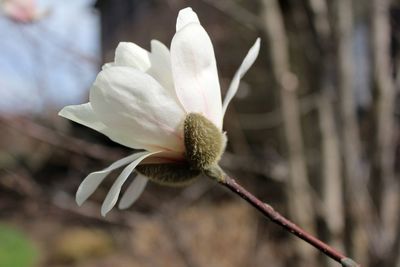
[217, 174, 361, 267]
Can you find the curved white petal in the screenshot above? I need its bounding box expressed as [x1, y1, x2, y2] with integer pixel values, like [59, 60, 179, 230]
[118, 173, 149, 209]
[90, 66, 185, 153]
[75, 152, 148, 206]
[114, 42, 150, 71]
[176, 7, 200, 31]
[171, 23, 222, 129]
[222, 38, 260, 117]
[59, 103, 154, 151]
[59, 103, 107, 133]
[101, 151, 158, 216]
[111, 40, 176, 98]
[147, 40, 175, 94]
[102, 62, 114, 70]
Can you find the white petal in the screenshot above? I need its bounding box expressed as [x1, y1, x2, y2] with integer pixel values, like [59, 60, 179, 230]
[114, 42, 150, 71]
[176, 7, 200, 31]
[59, 103, 107, 133]
[90, 66, 185, 153]
[59, 103, 154, 151]
[75, 152, 147, 206]
[118, 173, 149, 209]
[102, 62, 114, 70]
[222, 38, 260, 117]
[171, 23, 222, 128]
[101, 151, 158, 216]
[107, 40, 176, 99]
[147, 40, 175, 94]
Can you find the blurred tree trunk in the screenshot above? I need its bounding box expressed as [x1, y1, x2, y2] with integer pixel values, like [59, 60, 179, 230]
[306, 1, 345, 264]
[256, 0, 400, 265]
[370, 1, 399, 264]
[318, 89, 345, 263]
[260, 0, 317, 266]
[335, 0, 372, 264]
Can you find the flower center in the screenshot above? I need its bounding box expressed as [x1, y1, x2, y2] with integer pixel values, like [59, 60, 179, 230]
[136, 113, 226, 186]
[183, 113, 226, 170]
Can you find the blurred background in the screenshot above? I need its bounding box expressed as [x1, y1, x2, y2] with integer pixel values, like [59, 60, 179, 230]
[0, 0, 399, 266]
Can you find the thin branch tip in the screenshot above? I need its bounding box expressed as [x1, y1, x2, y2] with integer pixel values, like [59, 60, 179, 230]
[341, 258, 361, 267]
[215, 173, 361, 266]
[204, 164, 226, 182]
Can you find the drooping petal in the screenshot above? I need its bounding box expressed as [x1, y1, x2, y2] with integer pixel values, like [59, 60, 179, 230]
[222, 38, 260, 117]
[171, 19, 222, 129]
[90, 66, 185, 153]
[118, 173, 149, 209]
[114, 42, 150, 71]
[59, 103, 154, 151]
[75, 152, 148, 206]
[59, 103, 107, 133]
[101, 151, 158, 216]
[176, 7, 199, 31]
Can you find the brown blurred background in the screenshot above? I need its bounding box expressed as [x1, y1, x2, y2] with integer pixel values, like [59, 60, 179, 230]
[1, 0, 400, 266]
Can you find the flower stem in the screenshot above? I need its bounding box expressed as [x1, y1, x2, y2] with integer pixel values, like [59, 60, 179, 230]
[215, 173, 361, 267]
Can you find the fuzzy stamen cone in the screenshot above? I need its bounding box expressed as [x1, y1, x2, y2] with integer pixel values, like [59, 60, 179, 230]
[184, 113, 227, 171]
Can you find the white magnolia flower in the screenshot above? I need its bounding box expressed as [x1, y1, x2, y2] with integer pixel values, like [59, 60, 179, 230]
[59, 7, 260, 216]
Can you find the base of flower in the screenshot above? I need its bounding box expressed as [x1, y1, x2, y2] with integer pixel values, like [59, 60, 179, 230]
[136, 162, 201, 187]
[203, 164, 226, 182]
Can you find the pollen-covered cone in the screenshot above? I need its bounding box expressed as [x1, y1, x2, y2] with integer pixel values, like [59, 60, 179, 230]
[59, 7, 260, 216]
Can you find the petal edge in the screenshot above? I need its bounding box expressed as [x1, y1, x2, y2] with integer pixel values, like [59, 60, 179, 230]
[171, 23, 222, 128]
[118, 173, 149, 209]
[101, 151, 159, 216]
[75, 152, 147, 206]
[222, 38, 260, 117]
[176, 7, 200, 31]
